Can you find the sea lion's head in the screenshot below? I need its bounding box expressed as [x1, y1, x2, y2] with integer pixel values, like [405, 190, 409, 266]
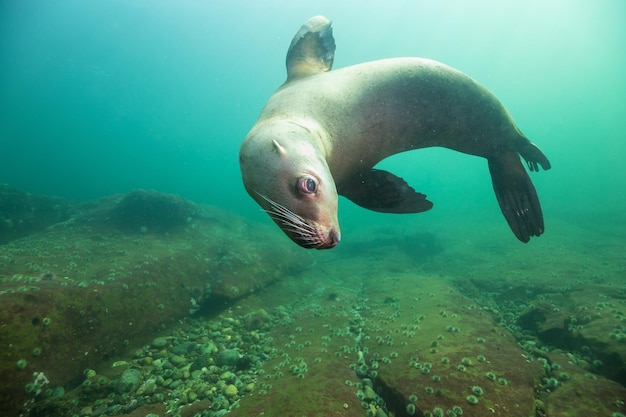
[239, 120, 341, 249]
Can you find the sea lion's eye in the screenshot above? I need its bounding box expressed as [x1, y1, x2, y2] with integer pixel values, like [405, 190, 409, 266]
[298, 176, 317, 194]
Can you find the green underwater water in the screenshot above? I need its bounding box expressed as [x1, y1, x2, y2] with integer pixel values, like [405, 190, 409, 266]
[1, 0, 625, 306]
[1, 0, 625, 233]
[1, 2, 626, 416]
[2, 0, 625, 317]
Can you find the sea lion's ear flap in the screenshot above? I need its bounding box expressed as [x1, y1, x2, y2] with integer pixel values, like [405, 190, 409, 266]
[272, 139, 287, 156]
[286, 15, 336, 81]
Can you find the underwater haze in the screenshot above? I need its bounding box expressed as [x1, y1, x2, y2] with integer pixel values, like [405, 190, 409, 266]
[1, 0, 625, 235]
[2, 2, 626, 416]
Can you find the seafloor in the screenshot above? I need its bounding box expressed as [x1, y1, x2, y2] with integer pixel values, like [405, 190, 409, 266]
[1, 184, 625, 417]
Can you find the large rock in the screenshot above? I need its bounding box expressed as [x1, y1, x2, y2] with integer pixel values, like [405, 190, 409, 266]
[516, 286, 626, 386]
[0, 189, 306, 416]
[229, 263, 543, 417]
[0, 184, 75, 244]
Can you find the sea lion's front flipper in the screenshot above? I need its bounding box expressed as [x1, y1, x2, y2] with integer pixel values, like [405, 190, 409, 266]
[340, 169, 433, 214]
[285, 16, 335, 81]
[488, 153, 545, 243]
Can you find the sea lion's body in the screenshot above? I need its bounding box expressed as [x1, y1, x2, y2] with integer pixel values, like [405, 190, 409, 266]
[259, 57, 543, 189]
[240, 16, 550, 249]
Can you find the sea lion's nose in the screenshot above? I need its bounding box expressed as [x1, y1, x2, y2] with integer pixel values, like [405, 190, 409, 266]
[316, 229, 341, 250]
[328, 230, 341, 247]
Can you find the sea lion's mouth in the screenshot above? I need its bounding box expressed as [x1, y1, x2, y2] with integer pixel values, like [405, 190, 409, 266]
[258, 194, 340, 249]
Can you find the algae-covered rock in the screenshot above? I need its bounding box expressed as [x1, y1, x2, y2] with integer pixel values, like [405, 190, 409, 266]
[0, 188, 307, 416]
[0, 184, 75, 244]
[109, 189, 198, 233]
[542, 352, 626, 417]
[223, 384, 238, 398]
[116, 369, 143, 394]
[151, 337, 168, 349]
[216, 348, 240, 367]
[516, 287, 626, 386]
[170, 355, 187, 367]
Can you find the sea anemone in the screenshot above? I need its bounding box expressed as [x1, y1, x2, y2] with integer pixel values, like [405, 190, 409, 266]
[466, 395, 479, 404]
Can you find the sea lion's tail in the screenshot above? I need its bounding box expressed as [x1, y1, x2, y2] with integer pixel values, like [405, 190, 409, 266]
[488, 153, 545, 242]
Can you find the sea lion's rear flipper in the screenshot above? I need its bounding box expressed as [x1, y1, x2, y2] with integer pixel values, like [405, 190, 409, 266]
[285, 16, 335, 81]
[517, 139, 551, 172]
[488, 153, 545, 243]
[340, 169, 433, 214]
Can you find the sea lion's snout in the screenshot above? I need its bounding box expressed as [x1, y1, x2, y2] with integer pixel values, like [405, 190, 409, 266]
[252, 193, 340, 250]
[328, 229, 341, 247]
[284, 219, 340, 250]
[282, 214, 341, 250]
[313, 228, 341, 250]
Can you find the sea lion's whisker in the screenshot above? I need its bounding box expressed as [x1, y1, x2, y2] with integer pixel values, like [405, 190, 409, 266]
[263, 201, 311, 228]
[265, 204, 314, 230]
[260, 195, 311, 224]
[268, 211, 317, 236]
[257, 194, 321, 245]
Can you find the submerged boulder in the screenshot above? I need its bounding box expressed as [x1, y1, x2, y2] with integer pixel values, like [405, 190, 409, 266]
[109, 189, 199, 233]
[0, 184, 75, 244]
[116, 369, 143, 394]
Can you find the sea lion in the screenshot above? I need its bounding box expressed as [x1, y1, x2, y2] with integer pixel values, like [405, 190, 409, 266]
[239, 15, 551, 249]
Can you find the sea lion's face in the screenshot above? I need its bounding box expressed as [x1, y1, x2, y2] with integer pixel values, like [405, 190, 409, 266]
[240, 123, 341, 249]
